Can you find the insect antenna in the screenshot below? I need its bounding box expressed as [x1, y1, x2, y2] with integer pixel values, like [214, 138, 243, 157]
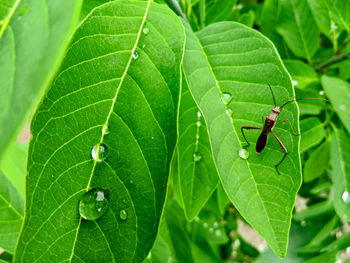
[280, 97, 329, 109]
[255, 69, 276, 107]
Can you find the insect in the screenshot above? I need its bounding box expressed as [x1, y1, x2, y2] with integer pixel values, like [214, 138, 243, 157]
[240, 80, 326, 175]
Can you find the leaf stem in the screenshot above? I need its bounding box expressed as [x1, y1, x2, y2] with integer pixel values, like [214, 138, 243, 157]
[164, 0, 188, 22]
[315, 50, 350, 71]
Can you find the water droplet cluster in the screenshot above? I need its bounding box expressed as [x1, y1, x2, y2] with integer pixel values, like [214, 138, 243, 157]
[194, 111, 202, 163]
[220, 91, 233, 122]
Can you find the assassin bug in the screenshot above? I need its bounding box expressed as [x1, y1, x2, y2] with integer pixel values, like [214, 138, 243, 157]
[240, 79, 326, 175]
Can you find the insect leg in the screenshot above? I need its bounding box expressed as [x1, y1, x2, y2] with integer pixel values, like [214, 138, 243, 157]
[241, 126, 262, 146]
[271, 132, 287, 175]
[261, 116, 266, 123]
[276, 119, 300, 135]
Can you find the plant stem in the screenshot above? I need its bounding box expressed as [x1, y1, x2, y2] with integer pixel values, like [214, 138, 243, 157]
[164, 0, 188, 22]
[315, 50, 350, 71]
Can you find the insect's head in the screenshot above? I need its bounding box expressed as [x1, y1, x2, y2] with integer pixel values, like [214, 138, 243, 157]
[272, 106, 280, 114]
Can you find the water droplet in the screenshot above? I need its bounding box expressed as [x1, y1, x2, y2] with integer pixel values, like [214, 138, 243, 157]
[225, 108, 233, 117]
[319, 90, 325, 96]
[51, 174, 54, 178]
[91, 143, 109, 162]
[197, 111, 201, 118]
[193, 152, 202, 162]
[18, 6, 28, 16]
[102, 124, 109, 135]
[196, 121, 202, 127]
[194, 216, 200, 222]
[238, 149, 249, 160]
[209, 227, 214, 233]
[215, 229, 222, 237]
[129, 179, 134, 184]
[221, 92, 233, 105]
[142, 27, 150, 35]
[132, 51, 139, 60]
[142, 44, 146, 49]
[203, 222, 208, 228]
[151, 136, 155, 140]
[195, 134, 200, 140]
[79, 188, 109, 220]
[213, 221, 219, 228]
[300, 220, 306, 227]
[342, 191, 350, 203]
[119, 209, 128, 220]
[292, 79, 298, 87]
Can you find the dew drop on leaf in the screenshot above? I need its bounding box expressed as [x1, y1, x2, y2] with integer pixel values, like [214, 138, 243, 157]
[238, 149, 249, 160]
[193, 152, 202, 162]
[196, 121, 202, 127]
[132, 51, 139, 60]
[79, 188, 109, 220]
[91, 143, 109, 162]
[213, 221, 219, 228]
[203, 222, 208, 228]
[319, 90, 325, 96]
[209, 227, 214, 233]
[142, 27, 150, 35]
[342, 191, 350, 203]
[292, 79, 298, 87]
[197, 111, 201, 118]
[119, 209, 128, 220]
[221, 92, 232, 105]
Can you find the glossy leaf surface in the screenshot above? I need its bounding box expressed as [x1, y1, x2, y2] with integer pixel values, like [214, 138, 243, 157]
[183, 21, 301, 257]
[15, 1, 184, 261]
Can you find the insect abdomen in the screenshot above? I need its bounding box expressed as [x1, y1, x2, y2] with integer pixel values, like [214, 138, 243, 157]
[256, 132, 268, 154]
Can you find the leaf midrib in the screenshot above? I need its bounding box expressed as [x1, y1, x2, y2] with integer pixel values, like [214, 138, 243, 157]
[68, 1, 152, 261]
[0, 0, 21, 39]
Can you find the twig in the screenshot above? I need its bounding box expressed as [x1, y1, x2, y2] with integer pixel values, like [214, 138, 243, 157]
[315, 51, 350, 71]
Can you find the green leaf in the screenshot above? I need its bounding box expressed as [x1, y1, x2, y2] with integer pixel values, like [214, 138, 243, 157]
[331, 127, 350, 221]
[321, 231, 350, 253]
[0, 0, 82, 160]
[300, 117, 326, 153]
[303, 251, 337, 263]
[182, 20, 301, 257]
[325, 0, 350, 33]
[303, 139, 330, 182]
[217, 183, 230, 216]
[322, 75, 350, 134]
[0, 142, 28, 197]
[297, 215, 339, 254]
[15, 1, 185, 261]
[238, 10, 255, 28]
[178, 76, 219, 221]
[0, 171, 24, 253]
[283, 60, 318, 90]
[205, 0, 237, 25]
[277, 0, 320, 62]
[293, 200, 334, 222]
[80, 0, 111, 20]
[306, 0, 341, 45]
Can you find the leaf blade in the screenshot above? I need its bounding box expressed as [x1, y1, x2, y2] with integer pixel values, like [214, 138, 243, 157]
[182, 21, 301, 257]
[15, 1, 185, 261]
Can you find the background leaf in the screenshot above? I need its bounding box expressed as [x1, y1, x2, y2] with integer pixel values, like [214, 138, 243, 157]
[322, 75, 350, 134]
[0, 171, 24, 253]
[300, 117, 326, 153]
[177, 76, 219, 221]
[303, 139, 330, 182]
[15, 1, 185, 261]
[277, 0, 320, 62]
[283, 60, 318, 90]
[183, 20, 301, 257]
[0, 0, 82, 160]
[331, 127, 350, 221]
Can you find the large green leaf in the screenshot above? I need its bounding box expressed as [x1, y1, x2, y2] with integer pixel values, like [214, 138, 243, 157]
[0, 0, 82, 160]
[14, 1, 185, 262]
[331, 127, 350, 221]
[182, 21, 301, 257]
[178, 75, 219, 221]
[277, 0, 320, 62]
[0, 171, 24, 253]
[322, 75, 350, 134]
